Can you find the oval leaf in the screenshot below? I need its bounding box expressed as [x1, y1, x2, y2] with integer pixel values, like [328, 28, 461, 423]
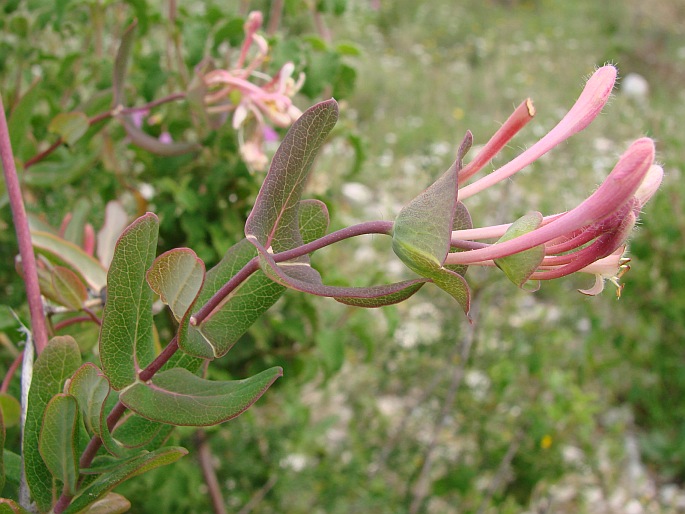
[245, 99, 338, 249]
[52, 265, 88, 310]
[24, 337, 81, 512]
[99, 213, 159, 390]
[67, 363, 110, 437]
[0, 392, 21, 428]
[38, 394, 79, 495]
[32, 230, 107, 291]
[146, 248, 205, 322]
[63, 447, 187, 514]
[48, 112, 89, 146]
[120, 367, 282, 426]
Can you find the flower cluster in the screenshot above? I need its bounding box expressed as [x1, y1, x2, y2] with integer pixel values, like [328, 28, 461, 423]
[200, 11, 304, 170]
[446, 66, 662, 296]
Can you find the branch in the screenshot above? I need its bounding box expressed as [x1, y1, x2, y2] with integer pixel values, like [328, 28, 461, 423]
[0, 93, 49, 354]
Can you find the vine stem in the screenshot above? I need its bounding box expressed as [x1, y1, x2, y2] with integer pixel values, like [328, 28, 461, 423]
[0, 93, 49, 355]
[23, 92, 187, 169]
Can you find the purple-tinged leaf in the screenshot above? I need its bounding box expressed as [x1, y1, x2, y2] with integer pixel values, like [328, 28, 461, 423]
[334, 281, 425, 307]
[24, 336, 81, 512]
[147, 248, 205, 322]
[52, 265, 88, 310]
[245, 99, 338, 251]
[391, 133, 473, 315]
[100, 213, 158, 391]
[493, 212, 545, 289]
[112, 20, 137, 109]
[38, 394, 79, 495]
[62, 447, 187, 514]
[32, 230, 107, 291]
[48, 112, 89, 146]
[119, 367, 282, 426]
[119, 116, 200, 156]
[393, 132, 472, 275]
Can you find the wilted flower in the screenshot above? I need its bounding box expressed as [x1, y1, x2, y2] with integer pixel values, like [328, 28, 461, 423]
[200, 11, 304, 170]
[446, 65, 662, 295]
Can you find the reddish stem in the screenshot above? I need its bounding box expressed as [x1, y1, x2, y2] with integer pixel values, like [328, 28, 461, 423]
[0, 93, 49, 355]
[1, 350, 23, 394]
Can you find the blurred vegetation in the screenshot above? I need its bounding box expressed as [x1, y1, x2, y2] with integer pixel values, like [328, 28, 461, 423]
[1, 0, 685, 512]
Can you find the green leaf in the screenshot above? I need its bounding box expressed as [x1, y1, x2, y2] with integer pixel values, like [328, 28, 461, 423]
[493, 211, 545, 289]
[245, 99, 338, 251]
[179, 239, 285, 359]
[63, 197, 91, 247]
[3, 450, 22, 486]
[0, 499, 31, 513]
[333, 281, 425, 307]
[7, 80, 41, 161]
[48, 112, 89, 146]
[22, 150, 100, 188]
[73, 492, 131, 514]
[63, 447, 187, 514]
[298, 199, 330, 244]
[146, 248, 205, 322]
[38, 394, 79, 495]
[25, 336, 81, 512]
[445, 201, 473, 277]
[100, 213, 159, 391]
[32, 230, 107, 291]
[0, 393, 21, 428]
[110, 415, 169, 450]
[120, 367, 282, 426]
[52, 266, 88, 310]
[112, 20, 137, 108]
[67, 364, 110, 437]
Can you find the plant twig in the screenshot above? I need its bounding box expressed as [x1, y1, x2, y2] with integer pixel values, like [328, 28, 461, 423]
[196, 431, 228, 514]
[1, 350, 24, 394]
[0, 93, 49, 355]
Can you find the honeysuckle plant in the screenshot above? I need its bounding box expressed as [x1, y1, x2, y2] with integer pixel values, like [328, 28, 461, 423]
[0, 62, 660, 513]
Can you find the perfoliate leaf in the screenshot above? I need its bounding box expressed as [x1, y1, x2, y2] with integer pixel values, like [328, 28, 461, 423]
[32, 230, 107, 291]
[100, 213, 159, 390]
[392, 133, 473, 315]
[112, 20, 137, 108]
[245, 99, 338, 250]
[146, 248, 205, 322]
[493, 211, 545, 289]
[333, 281, 425, 307]
[25, 336, 82, 512]
[119, 367, 283, 426]
[48, 112, 89, 146]
[445, 201, 473, 277]
[62, 447, 188, 514]
[393, 132, 472, 275]
[51, 265, 88, 310]
[179, 239, 285, 359]
[38, 394, 79, 495]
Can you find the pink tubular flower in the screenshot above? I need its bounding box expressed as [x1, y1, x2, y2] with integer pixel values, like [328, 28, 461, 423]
[199, 11, 304, 170]
[445, 65, 662, 295]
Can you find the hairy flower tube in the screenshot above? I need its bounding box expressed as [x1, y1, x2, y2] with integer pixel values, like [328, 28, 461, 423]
[200, 11, 304, 170]
[444, 65, 662, 295]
